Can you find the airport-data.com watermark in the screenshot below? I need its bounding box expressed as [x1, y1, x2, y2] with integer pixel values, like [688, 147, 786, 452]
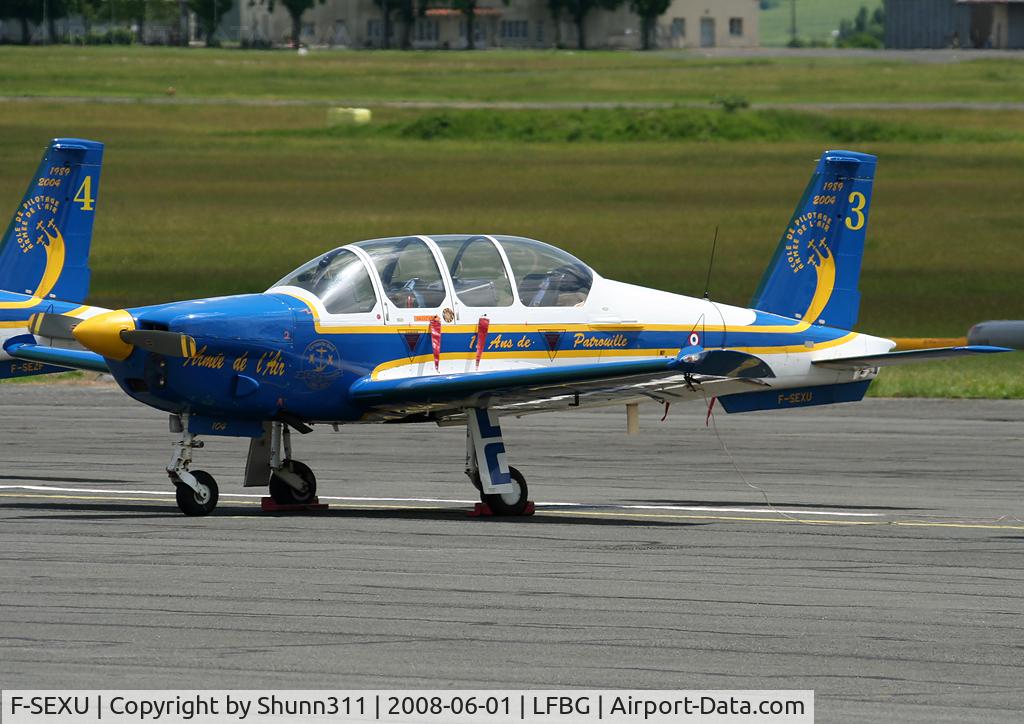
[2, 690, 812, 723]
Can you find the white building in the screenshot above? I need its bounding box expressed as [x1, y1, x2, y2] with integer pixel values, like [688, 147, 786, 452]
[238, 0, 759, 50]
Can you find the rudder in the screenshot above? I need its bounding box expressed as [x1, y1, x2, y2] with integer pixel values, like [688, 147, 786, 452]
[0, 138, 104, 303]
[750, 150, 876, 330]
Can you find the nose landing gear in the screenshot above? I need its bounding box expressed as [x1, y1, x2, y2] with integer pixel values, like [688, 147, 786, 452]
[167, 416, 219, 516]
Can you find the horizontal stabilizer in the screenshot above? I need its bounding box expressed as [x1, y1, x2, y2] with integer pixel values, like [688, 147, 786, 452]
[718, 381, 871, 413]
[813, 345, 1011, 370]
[3, 334, 108, 373]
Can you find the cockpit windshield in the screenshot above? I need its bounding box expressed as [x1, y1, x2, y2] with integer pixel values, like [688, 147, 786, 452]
[273, 248, 377, 314]
[494, 235, 593, 307]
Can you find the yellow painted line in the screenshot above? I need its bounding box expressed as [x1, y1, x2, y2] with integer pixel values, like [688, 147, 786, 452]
[0, 492, 253, 505]
[3, 492, 1023, 531]
[734, 333, 859, 356]
[541, 509, 878, 526]
[541, 509, 1024, 530]
[370, 348, 679, 377]
[890, 520, 1024, 531]
[0, 295, 43, 310]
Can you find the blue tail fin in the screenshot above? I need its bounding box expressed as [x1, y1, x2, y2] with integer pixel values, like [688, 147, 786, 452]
[750, 150, 877, 330]
[0, 138, 104, 303]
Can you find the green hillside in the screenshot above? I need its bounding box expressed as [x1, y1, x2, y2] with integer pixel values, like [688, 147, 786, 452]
[761, 0, 877, 47]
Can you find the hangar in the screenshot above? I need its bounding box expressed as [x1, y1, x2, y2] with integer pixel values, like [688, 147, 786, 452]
[885, 0, 1024, 49]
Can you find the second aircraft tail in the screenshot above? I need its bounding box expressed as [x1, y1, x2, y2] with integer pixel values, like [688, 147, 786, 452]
[0, 138, 104, 303]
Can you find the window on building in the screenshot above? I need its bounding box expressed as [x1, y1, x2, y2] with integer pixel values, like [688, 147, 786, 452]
[367, 19, 381, 39]
[460, 20, 484, 41]
[729, 17, 743, 37]
[416, 18, 439, 42]
[500, 20, 529, 40]
[537, 20, 544, 43]
[670, 17, 685, 39]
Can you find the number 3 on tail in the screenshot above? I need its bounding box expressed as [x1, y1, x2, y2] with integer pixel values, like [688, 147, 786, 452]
[74, 176, 95, 211]
[845, 191, 865, 231]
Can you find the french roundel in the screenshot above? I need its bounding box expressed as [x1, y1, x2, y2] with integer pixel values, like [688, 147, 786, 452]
[689, 332, 700, 347]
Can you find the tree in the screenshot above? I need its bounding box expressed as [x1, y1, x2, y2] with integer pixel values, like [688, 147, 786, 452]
[187, 0, 231, 45]
[115, 0, 147, 41]
[41, 0, 71, 42]
[629, 0, 669, 50]
[562, 0, 622, 49]
[835, 2, 883, 48]
[452, 0, 480, 50]
[546, 0, 564, 47]
[249, 0, 325, 47]
[66, 0, 103, 38]
[0, 0, 44, 44]
[372, 0, 419, 49]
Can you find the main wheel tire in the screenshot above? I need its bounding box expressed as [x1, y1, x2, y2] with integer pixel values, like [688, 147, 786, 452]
[269, 459, 317, 505]
[479, 466, 528, 516]
[174, 470, 219, 516]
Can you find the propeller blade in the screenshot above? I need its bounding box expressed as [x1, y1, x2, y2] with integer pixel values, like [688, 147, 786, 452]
[120, 330, 198, 358]
[28, 312, 81, 340]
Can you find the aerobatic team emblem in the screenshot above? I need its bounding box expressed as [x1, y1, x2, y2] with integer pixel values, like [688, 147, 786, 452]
[298, 339, 343, 390]
[14, 195, 62, 255]
[442, 307, 455, 323]
[784, 211, 833, 274]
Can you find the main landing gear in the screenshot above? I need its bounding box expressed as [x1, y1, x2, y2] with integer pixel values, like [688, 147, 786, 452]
[266, 422, 317, 505]
[465, 408, 531, 516]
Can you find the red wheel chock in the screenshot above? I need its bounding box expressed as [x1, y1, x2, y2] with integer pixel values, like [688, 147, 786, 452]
[468, 501, 535, 517]
[260, 496, 329, 513]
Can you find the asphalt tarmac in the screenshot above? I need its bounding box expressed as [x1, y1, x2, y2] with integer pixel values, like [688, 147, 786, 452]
[1, 385, 1023, 723]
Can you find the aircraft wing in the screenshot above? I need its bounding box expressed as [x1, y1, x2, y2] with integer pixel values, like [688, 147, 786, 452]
[812, 344, 1011, 370]
[350, 349, 772, 418]
[3, 335, 109, 374]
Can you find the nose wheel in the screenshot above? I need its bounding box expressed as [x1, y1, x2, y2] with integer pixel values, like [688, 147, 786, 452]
[173, 469, 219, 516]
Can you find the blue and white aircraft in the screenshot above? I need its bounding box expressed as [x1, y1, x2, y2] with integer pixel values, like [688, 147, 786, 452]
[3, 141, 1011, 516]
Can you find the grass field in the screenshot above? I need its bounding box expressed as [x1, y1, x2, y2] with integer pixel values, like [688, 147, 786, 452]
[0, 48, 1021, 397]
[3, 46, 1024, 104]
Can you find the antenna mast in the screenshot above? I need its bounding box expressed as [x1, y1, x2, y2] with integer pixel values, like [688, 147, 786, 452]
[702, 226, 719, 300]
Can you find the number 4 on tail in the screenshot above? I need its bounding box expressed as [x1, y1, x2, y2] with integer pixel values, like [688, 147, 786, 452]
[74, 176, 95, 211]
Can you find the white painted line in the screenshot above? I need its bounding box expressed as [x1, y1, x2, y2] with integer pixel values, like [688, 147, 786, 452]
[0, 484, 885, 518]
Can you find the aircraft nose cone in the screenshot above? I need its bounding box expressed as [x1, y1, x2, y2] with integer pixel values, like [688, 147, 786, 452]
[73, 309, 136, 360]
